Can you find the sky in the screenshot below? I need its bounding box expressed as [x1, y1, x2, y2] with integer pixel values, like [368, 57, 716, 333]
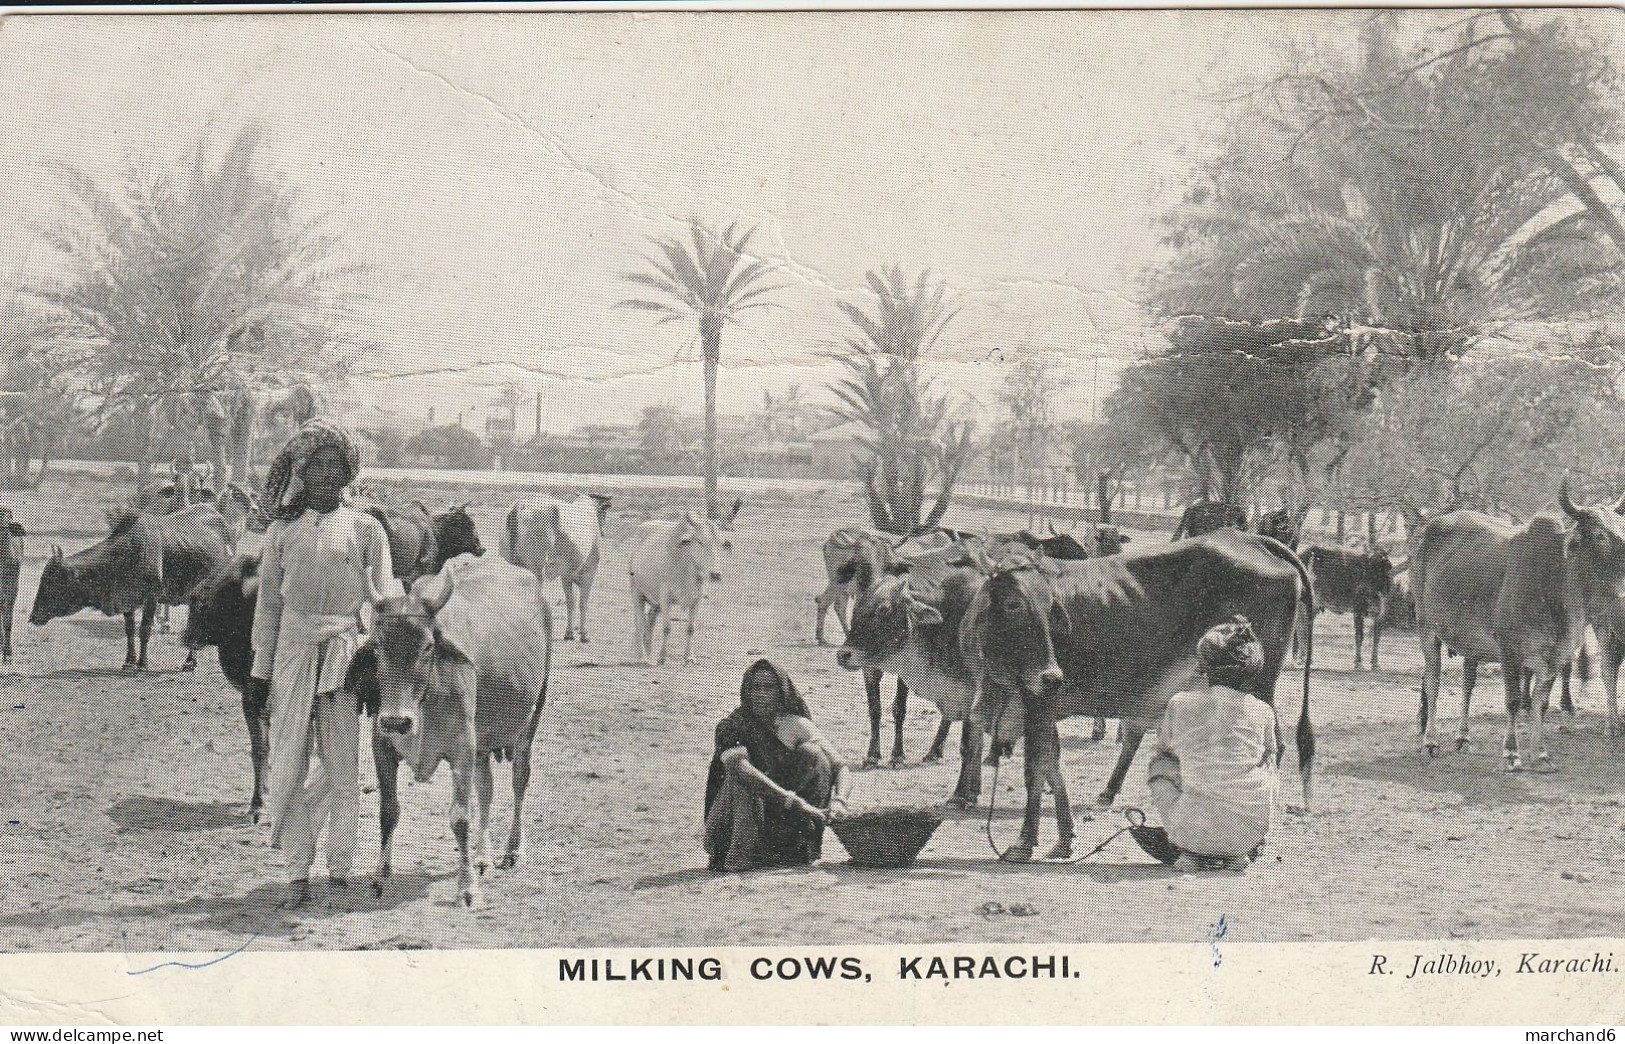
[1, 10, 1615, 437]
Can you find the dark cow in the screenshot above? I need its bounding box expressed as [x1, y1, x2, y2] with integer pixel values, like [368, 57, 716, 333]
[348, 555, 552, 908]
[837, 549, 990, 805]
[30, 505, 231, 671]
[1300, 545, 1393, 669]
[1093, 525, 1132, 556]
[1256, 506, 1309, 551]
[357, 499, 439, 586]
[1415, 487, 1625, 769]
[0, 506, 23, 664]
[183, 552, 270, 821]
[182, 506, 478, 823]
[431, 503, 484, 571]
[963, 530, 1315, 862]
[1172, 500, 1248, 541]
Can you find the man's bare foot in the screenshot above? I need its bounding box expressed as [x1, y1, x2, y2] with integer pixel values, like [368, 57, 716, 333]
[282, 879, 311, 909]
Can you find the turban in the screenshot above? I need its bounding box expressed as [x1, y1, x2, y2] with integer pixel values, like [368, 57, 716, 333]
[1197, 615, 1264, 679]
[263, 418, 361, 521]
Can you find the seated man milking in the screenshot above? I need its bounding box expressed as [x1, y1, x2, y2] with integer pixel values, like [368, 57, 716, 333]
[704, 659, 853, 872]
[1136, 616, 1279, 873]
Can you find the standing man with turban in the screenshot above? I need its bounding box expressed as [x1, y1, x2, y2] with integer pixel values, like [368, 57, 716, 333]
[246, 419, 401, 907]
[1143, 616, 1279, 872]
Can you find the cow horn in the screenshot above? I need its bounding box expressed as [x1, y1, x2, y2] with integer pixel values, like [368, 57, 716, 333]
[51, 545, 63, 561]
[1558, 476, 1585, 521]
[1612, 491, 1625, 516]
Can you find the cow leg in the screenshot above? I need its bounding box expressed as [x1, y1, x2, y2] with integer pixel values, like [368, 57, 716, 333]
[1352, 609, 1365, 671]
[561, 580, 576, 641]
[948, 721, 983, 808]
[1456, 659, 1477, 751]
[243, 686, 271, 824]
[450, 753, 479, 908]
[473, 752, 494, 876]
[1528, 670, 1556, 773]
[122, 612, 138, 671]
[1601, 630, 1625, 740]
[682, 599, 699, 666]
[501, 705, 543, 870]
[371, 726, 401, 898]
[180, 601, 199, 671]
[1, 607, 11, 663]
[923, 718, 953, 763]
[577, 574, 595, 644]
[814, 591, 832, 646]
[1006, 709, 1048, 862]
[1041, 724, 1075, 860]
[1501, 660, 1524, 772]
[889, 680, 907, 768]
[862, 669, 882, 768]
[655, 595, 675, 666]
[1420, 635, 1443, 755]
[1091, 716, 1107, 742]
[136, 600, 155, 670]
[1098, 725, 1145, 807]
[1370, 600, 1384, 670]
[158, 604, 170, 635]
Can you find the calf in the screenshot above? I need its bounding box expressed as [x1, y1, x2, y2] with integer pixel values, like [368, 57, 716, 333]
[629, 512, 731, 666]
[963, 530, 1315, 861]
[0, 507, 23, 664]
[1300, 545, 1393, 670]
[502, 492, 612, 642]
[31, 505, 231, 671]
[348, 555, 552, 908]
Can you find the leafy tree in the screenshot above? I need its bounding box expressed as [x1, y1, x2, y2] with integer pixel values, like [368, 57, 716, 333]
[402, 423, 491, 471]
[28, 124, 366, 481]
[618, 219, 783, 520]
[830, 267, 976, 534]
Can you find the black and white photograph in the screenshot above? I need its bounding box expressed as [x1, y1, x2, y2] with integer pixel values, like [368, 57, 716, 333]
[4, 8, 1625, 971]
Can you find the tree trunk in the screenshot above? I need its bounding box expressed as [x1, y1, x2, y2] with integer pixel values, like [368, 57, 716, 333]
[701, 317, 721, 521]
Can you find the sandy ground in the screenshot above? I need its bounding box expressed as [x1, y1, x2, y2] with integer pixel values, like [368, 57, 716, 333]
[3, 475, 1625, 954]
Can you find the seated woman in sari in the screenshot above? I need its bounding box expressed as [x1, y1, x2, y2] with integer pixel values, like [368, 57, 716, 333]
[704, 659, 852, 872]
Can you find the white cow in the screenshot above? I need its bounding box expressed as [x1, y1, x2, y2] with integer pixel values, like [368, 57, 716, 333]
[500, 493, 612, 642]
[629, 501, 740, 666]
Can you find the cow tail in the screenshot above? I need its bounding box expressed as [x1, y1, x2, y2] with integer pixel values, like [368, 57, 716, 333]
[1256, 534, 1314, 806]
[502, 505, 520, 564]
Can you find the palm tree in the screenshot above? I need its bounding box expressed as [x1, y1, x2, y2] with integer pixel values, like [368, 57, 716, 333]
[831, 267, 975, 534]
[617, 218, 782, 520]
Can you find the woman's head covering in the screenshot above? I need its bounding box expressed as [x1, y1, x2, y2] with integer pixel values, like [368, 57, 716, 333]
[1198, 615, 1265, 687]
[739, 658, 811, 719]
[263, 418, 361, 521]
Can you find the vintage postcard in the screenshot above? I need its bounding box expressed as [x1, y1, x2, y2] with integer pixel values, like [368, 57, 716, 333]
[2, 5, 1625, 1026]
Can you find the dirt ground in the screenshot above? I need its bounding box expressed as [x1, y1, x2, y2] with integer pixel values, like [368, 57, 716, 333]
[4, 472, 1625, 954]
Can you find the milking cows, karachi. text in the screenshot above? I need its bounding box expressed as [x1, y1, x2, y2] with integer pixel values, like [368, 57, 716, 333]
[1370, 953, 1621, 979]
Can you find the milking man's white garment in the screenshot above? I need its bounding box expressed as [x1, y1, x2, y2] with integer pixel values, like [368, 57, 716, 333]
[251, 506, 401, 879]
[1153, 685, 1279, 859]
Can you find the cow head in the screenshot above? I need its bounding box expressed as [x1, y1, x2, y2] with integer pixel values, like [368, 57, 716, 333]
[959, 559, 1068, 706]
[836, 570, 945, 673]
[30, 547, 94, 626]
[1094, 526, 1130, 556]
[431, 505, 484, 568]
[366, 582, 470, 753]
[678, 513, 726, 582]
[1559, 482, 1625, 600]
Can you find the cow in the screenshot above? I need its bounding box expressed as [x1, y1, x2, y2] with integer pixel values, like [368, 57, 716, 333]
[0, 507, 23, 664]
[961, 530, 1315, 862]
[347, 554, 552, 908]
[356, 499, 439, 587]
[1415, 487, 1625, 769]
[501, 493, 612, 642]
[837, 548, 991, 805]
[1299, 545, 1393, 670]
[182, 507, 481, 823]
[629, 511, 732, 666]
[1172, 500, 1248, 541]
[183, 552, 270, 822]
[1093, 525, 1132, 556]
[1256, 506, 1309, 551]
[431, 503, 484, 570]
[30, 505, 232, 672]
